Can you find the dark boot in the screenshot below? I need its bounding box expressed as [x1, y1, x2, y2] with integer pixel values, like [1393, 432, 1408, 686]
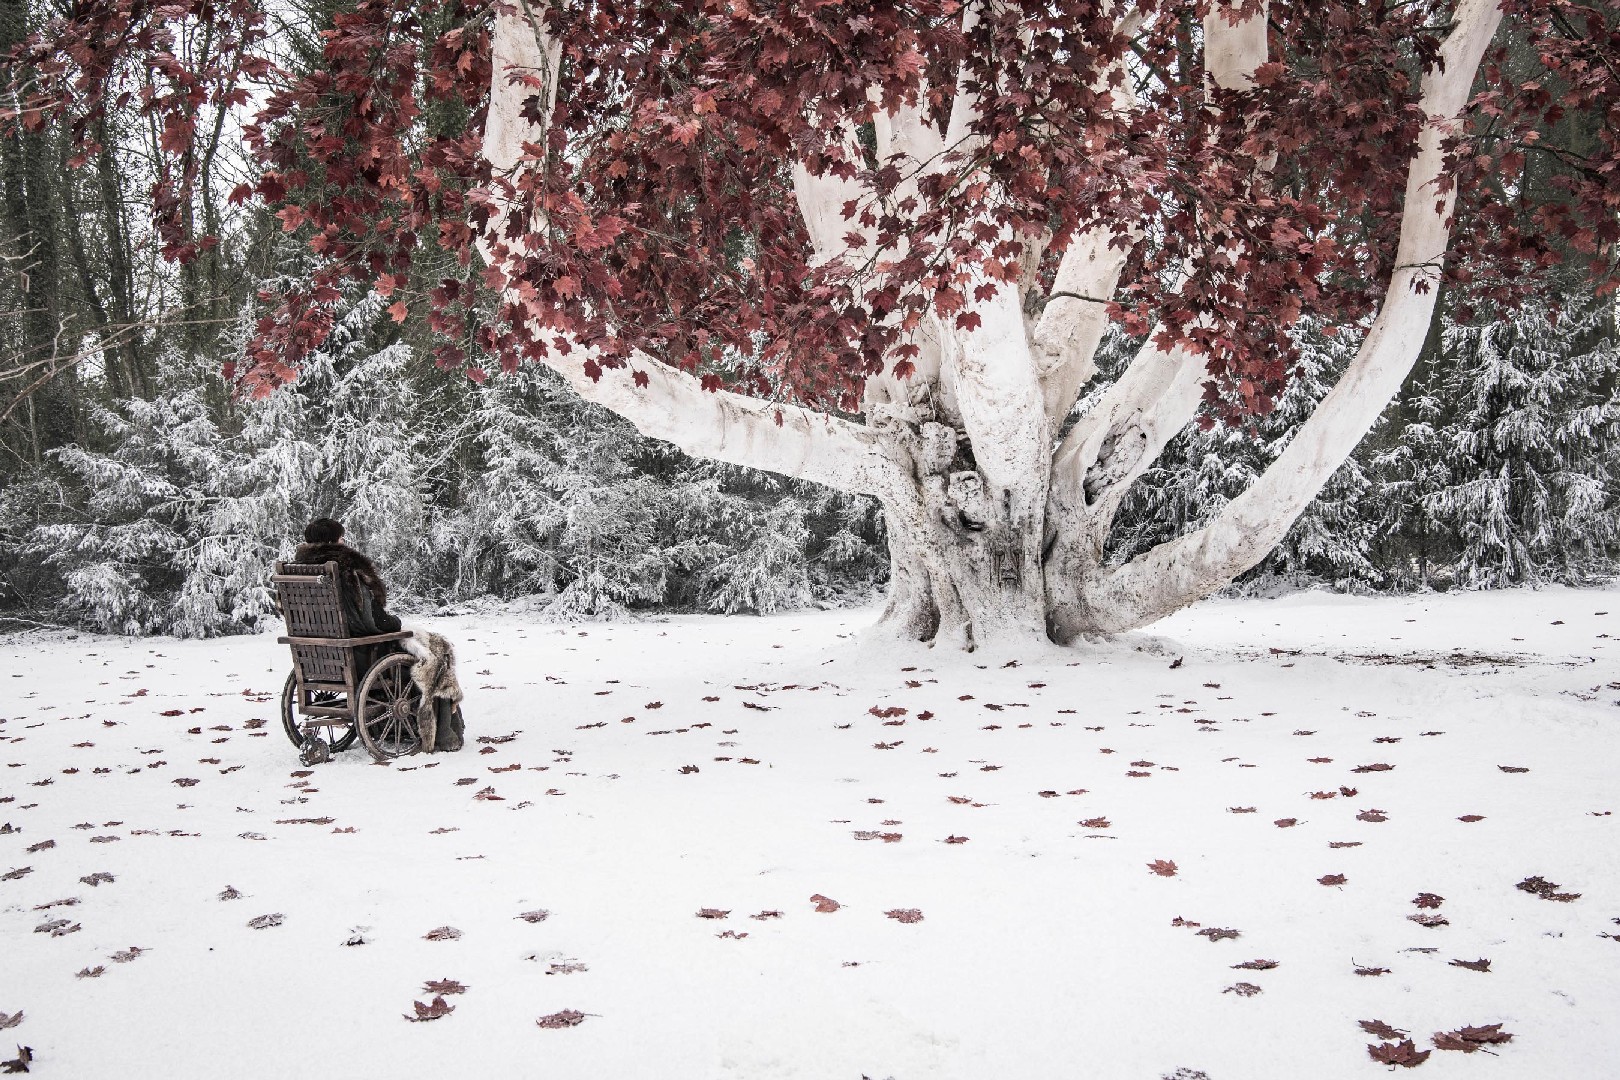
[436, 699, 465, 752]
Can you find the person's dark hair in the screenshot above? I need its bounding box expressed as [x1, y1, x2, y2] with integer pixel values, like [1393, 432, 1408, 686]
[304, 517, 344, 544]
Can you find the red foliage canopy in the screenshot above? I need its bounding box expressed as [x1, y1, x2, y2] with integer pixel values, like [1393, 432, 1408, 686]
[8, 0, 1618, 419]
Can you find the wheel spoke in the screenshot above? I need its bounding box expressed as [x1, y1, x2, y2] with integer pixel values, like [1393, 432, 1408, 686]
[351, 657, 422, 759]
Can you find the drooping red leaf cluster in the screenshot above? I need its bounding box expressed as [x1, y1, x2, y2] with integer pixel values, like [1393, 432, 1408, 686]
[8, 0, 1618, 418]
[5, 0, 270, 264]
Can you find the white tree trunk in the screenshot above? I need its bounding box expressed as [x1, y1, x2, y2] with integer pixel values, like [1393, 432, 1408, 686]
[478, 0, 1506, 649]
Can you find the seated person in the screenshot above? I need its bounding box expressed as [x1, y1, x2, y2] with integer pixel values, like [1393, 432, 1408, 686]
[291, 517, 463, 752]
[292, 517, 401, 636]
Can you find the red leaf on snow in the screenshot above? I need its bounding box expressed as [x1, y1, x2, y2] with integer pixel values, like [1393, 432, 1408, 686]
[1319, 873, 1348, 886]
[1368, 1039, 1431, 1068]
[1432, 1024, 1512, 1052]
[1355, 966, 1391, 976]
[809, 894, 840, 913]
[1448, 958, 1491, 972]
[696, 908, 730, 919]
[404, 996, 455, 1022]
[1458, 814, 1486, 822]
[423, 926, 461, 941]
[1357, 809, 1388, 822]
[1353, 763, 1395, 773]
[1359, 1019, 1408, 1040]
[1079, 817, 1111, 829]
[1148, 860, 1178, 877]
[1274, 818, 1298, 828]
[885, 908, 924, 924]
[1516, 875, 1580, 901]
[943, 835, 969, 844]
[424, 979, 468, 994]
[536, 1009, 586, 1028]
[1223, 982, 1262, 996]
[1196, 927, 1240, 942]
[1413, 893, 1445, 908]
[1498, 765, 1530, 773]
[1231, 959, 1278, 970]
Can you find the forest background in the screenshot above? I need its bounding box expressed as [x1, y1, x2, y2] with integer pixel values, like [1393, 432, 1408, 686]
[1, 0, 1617, 639]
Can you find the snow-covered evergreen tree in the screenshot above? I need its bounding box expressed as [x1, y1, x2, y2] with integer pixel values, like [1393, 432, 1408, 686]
[35, 387, 232, 634]
[1107, 319, 1380, 588]
[1420, 297, 1620, 587]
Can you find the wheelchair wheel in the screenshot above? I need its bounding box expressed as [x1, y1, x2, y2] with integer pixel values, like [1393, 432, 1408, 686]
[356, 653, 423, 760]
[281, 671, 357, 753]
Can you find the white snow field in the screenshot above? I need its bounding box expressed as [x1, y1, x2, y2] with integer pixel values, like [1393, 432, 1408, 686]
[3, 586, 1618, 1080]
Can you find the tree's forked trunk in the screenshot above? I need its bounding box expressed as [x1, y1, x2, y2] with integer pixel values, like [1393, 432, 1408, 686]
[480, 0, 1505, 650]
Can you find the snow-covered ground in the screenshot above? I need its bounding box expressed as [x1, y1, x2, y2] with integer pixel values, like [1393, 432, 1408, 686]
[3, 586, 1617, 1079]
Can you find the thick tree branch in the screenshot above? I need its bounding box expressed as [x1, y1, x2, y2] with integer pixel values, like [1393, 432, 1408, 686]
[481, 1, 887, 496]
[1091, 0, 1506, 631]
[1034, 227, 1135, 424]
[544, 349, 893, 496]
[1032, 5, 1144, 426]
[791, 125, 878, 269]
[1204, 0, 1270, 91]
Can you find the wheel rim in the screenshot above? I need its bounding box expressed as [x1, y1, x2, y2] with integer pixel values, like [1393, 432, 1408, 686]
[360, 658, 421, 759]
[281, 671, 355, 751]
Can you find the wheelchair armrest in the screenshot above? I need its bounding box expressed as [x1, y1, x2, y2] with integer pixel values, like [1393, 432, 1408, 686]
[277, 630, 415, 647]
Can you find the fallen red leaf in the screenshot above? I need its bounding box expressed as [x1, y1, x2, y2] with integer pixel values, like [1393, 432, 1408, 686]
[404, 996, 455, 1022]
[1359, 1019, 1406, 1040]
[1368, 1039, 1431, 1068]
[1432, 1023, 1512, 1052]
[423, 978, 468, 994]
[535, 1009, 586, 1029]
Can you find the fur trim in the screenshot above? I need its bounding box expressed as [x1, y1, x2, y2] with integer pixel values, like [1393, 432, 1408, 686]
[403, 629, 464, 752]
[292, 541, 390, 609]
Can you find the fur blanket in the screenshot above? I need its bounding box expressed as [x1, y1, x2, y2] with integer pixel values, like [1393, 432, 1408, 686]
[401, 627, 464, 752]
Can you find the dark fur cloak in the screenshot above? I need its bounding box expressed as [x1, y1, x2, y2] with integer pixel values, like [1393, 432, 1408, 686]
[292, 541, 402, 635]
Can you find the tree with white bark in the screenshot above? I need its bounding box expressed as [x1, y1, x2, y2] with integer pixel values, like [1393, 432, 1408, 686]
[17, 0, 1620, 649]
